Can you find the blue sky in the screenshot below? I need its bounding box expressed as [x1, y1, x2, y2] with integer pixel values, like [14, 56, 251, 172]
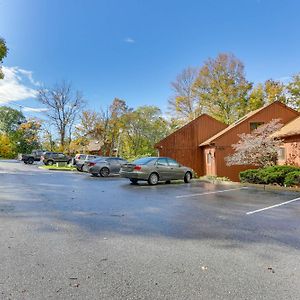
[0, 0, 300, 116]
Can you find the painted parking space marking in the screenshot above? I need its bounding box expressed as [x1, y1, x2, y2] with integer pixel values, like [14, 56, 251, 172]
[176, 187, 248, 199]
[246, 197, 300, 215]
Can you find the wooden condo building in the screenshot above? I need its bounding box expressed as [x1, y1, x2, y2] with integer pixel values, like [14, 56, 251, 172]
[155, 102, 299, 181]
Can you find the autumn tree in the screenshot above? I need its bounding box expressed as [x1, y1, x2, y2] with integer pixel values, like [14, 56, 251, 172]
[38, 81, 85, 151]
[0, 107, 42, 157]
[168, 67, 201, 122]
[264, 79, 286, 104]
[286, 73, 300, 110]
[226, 119, 283, 168]
[75, 99, 131, 155]
[15, 119, 42, 153]
[193, 53, 253, 124]
[0, 38, 8, 79]
[0, 135, 13, 158]
[108, 98, 131, 154]
[247, 84, 265, 112]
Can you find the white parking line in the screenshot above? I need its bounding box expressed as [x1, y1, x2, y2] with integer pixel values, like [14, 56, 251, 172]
[176, 187, 248, 199]
[246, 197, 300, 215]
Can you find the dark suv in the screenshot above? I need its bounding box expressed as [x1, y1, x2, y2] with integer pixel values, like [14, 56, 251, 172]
[41, 152, 72, 166]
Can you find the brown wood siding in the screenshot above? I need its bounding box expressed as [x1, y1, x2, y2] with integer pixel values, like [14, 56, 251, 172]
[211, 102, 299, 181]
[156, 114, 227, 176]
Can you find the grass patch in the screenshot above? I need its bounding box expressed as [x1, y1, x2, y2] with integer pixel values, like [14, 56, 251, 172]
[39, 165, 77, 171]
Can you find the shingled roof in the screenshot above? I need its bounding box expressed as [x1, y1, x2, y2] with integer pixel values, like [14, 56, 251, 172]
[272, 116, 300, 138]
[199, 101, 299, 146]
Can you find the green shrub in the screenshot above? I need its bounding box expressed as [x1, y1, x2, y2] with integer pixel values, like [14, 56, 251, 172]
[239, 169, 261, 184]
[259, 166, 299, 185]
[240, 165, 300, 186]
[284, 171, 300, 187]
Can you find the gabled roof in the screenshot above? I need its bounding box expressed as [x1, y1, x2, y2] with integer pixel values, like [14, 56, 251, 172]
[199, 101, 299, 146]
[155, 113, 227, 147]
[272, 116, 300, 138]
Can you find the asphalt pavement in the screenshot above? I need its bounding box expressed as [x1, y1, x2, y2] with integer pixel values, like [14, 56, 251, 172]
[0, 160, 300, 299]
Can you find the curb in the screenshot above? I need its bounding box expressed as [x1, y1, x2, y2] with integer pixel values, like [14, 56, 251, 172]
[199, 178, 300, 193]
[38, 166, 76, 172]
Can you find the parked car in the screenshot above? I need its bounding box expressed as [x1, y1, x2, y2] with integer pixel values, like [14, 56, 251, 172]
[41, 152, 72, 166]
[88, 157, 128, 177]
[120, 157, 193, 185]
[19, 149, 45, 164]
[74, 154, 100, 172]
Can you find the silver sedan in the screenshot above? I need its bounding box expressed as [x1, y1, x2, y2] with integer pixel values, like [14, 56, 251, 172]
[120, 157, 193, 185]
[88, 157, 128, 177]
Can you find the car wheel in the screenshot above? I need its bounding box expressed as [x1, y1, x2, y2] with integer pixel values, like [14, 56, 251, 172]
[130, 178, 138, 184]
[27, 158, 34, 164]
[91, 173, 99, 177]
[184, 172, 192, 183]
[100, 167, 110, 177]
[77, 166, 83, 172]
[67, 159, 72, 165]
[148, 172, 159, 185]
[47, 160, 54, 166]
[23, 161, 28, 164]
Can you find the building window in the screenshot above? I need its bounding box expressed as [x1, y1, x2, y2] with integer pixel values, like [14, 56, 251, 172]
[278, 147, 286, 160]
[207, 152, 212, 164]
[250, 122, 264, 131]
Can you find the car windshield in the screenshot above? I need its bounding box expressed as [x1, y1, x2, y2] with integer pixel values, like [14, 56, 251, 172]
[133, 157, 156, 165]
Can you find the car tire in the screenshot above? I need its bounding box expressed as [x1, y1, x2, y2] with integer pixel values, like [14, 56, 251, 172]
[23, 161, 28, 164]
[27, 158, 34, 164]
[67, 159, 72, 165]
[100, 167, 110, 177]
[184, 172, 192, 183]
[130, 179, 138, 184]
[148, 172, 159, 185]
[91, 173, 99, 177]
[77, 166, 83, 172]
[47, 160, 54, 166]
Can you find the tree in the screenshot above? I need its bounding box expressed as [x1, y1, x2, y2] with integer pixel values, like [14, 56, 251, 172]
[286, 73, 300, 110]
[38, 81, 85, 151]
[0, 134, 13, 158]
[15, 119, 42, 153]
[168, 67, 201, 122]
[122, 106, 169, 158]
[0, 38, 8, 79]
[247, 84, 265, 112]
[0, 106, 25, 135]
[226, 119, 283, 168]
[264, 79, 286, 104]
[193, 53, 253, 124]
[75, 99, 132, 156]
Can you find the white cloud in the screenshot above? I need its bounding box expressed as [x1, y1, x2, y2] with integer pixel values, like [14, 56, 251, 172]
[0, 66, 38, 104]
[17, 68, 41, 87]
[22, 106, 48, 113]
[124, 37, 135, 43]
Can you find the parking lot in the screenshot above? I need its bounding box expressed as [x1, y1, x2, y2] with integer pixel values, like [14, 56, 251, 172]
[1, 160, 300, 299]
